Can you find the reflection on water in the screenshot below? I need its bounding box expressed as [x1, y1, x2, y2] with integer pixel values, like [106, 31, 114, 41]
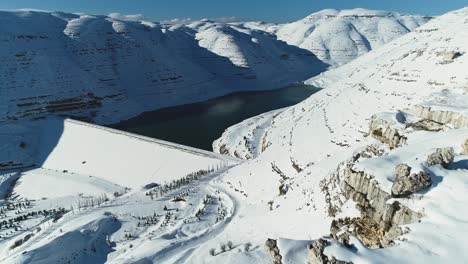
[112, 84, 321, 151]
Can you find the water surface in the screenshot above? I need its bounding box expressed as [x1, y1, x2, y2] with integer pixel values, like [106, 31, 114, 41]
[112, 84, 321, 150]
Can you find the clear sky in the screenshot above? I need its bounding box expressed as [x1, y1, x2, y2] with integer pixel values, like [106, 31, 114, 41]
[0, 0, 467, 23]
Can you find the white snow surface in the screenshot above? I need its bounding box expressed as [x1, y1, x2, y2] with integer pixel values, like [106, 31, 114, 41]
[0, 9, 327, 125]
[1, 7, 467, 264]
[211, 6, 468, 263]
[0, 8, 427, 125]
[276, 8, 430, 66]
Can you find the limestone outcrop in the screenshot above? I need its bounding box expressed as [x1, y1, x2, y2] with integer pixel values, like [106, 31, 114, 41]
[463, 139, 468, 155]
[265, 239, 282, 264]
[329, 164, 421, 248]
[307, 239, 352, 264]
[369, 116, 406, 148]
[391, 164, 432, 198]
[410, 105, 468, 129]
[426, 147, 455, 168]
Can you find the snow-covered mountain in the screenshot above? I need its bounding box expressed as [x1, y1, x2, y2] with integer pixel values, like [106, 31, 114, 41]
[2, 6, 467, 264]
[276, 8, 430, 66]
[0, 10, 326, 124]
[0, 9, 429, 125]
[212, 6, 468, 263]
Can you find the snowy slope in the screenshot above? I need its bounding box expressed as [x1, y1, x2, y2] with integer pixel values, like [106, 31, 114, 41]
[0, 10, 326, 125]
[0, 9, 428, 126]
[276, 9, 430, 66]
[0, 7, 466, 264]
[0, 117, 241, 263]
[210, 6, 468, 263]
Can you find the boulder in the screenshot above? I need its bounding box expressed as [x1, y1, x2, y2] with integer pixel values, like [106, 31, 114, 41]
[308, 239, 352, 264]
[308, 239, 329, 264]
[369, 116, 406, 149]
[464, 139, 468, 155]
[426, 147, 455, 168]
[391, 164, 432, 197]
[265, 239, 282, 264]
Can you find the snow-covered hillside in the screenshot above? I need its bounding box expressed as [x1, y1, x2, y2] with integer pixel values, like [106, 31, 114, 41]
[0, 10, 326, 125]
[276, 9, 430, 66]
[0, 117, 240, 263]
[0, 9, 428, 126]
[1, 6, 467, 264]
[211, 6, 468, 263]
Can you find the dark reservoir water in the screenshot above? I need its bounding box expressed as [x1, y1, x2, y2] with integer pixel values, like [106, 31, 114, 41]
[112, 84, 321, 151]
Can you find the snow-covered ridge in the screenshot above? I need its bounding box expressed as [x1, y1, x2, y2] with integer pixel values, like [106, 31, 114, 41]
[210, 6, 468, 263]
[276, 8, 430, 66]
[0, 8, 427, 125]
[0, 10, 326, 125]
[0, 7, 457, 264]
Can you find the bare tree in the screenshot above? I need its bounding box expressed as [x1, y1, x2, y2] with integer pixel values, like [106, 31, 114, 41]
[209, 248, 216, 256]
[227, 241, 233, 250]
[244, 242, 252, 252]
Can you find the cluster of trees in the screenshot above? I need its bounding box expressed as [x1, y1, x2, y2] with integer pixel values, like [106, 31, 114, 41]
[209, 241, 235, 256]
[9, 232, 34, 250]
[0, 201, 32, 217]
[195, 207, 205, 219]
[202, 195, 214, 205]
[145, 168, 215, 200]
[0, 207, 66, 231]
[77, 194, 109, 209]
[159, 211, 173, 228]
[215, 205, 228, 223]
[136, 212, 160, 227]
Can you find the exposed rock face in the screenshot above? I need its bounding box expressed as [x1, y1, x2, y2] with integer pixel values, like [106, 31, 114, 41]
[391, 164, 432, 198]
[410, 119, 446, 131]
[308, 239, 329, 264]
[308, 239, 352, 264]
[369, 117, 406, 148]
[436, 51, 464, 63]
[331, 217, 384, 248]
[336, 165, 420, 247]
[411, 105, 468, 129]
[426, 147, 455, 168]
[464, 139, 468, 155]
[342, 168, 390, 222]
[265, 239, 282, 264]
[278, 184, 288, 196]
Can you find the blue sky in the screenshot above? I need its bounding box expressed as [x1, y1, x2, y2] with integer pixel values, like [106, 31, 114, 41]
[0, 0, 467, 22]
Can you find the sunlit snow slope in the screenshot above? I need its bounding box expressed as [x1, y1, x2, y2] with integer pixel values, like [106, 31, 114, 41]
[212, 7, 468, 263]
[276, 8, 430, 66]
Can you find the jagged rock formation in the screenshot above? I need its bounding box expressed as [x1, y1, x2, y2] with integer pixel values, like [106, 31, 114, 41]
[464, 139, 468, 155]
[339, 165, 420, 246]
[391, 164, 432, 198]
[436, 51, 464, 63]
[426, 147, 455, 168]
[369, 114, 407, 148]
[308, 239, 352, 264]
[265, 239, 283, 264]
[410, 105, 468, 129]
